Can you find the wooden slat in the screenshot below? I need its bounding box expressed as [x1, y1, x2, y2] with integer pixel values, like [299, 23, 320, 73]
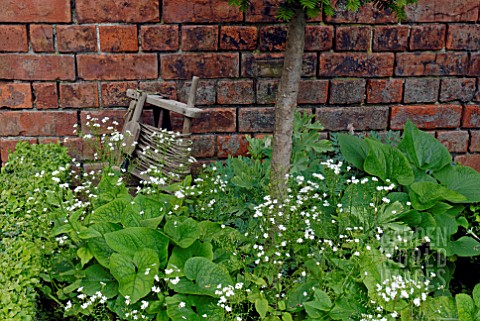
[126, 89, 203, 118]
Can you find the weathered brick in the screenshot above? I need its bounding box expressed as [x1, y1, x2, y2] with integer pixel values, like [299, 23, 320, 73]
[256, 79, 328, 104]
[454, 154, 480, 172]
[181, 26, 219, 51]
[220, 26, 258, 51]
[238, 107, 274, 132]
[259, 26, 287, 51]
[440, 78, 476, 102]
[139, 81, 177, 100]
[404, 78, 439, 103]
[30, 24, 54, 52]
[329, 79, 366, 104]
[246, 0, 280, 22]
[325, 1, 397, 24]
[373, 26, 409, 51]
[366, 79, 403, 104]
[463, 105, 480, 128]
[60, 82, 99, 108]
[470, 54, 480, 77]
[161, 53, 239, 80]
[477, 79, 480, 102]
[405, 0, 479, 22]
[101, 81, 138, 107]
[189, 108, 236, 133]
[390, 105, 462, 130]
[395, 53, 469, 76]
[217, 135, 249, 158]
[0, 0, 71, 23]
[0, 111, 77, 136]
[446, 25, 480, 50]
[305, 26, 333, 51]
[436, 130, 469, 153]
[242, 53, 317, 78]
[217, 80, 254, 105]
[61, 137, 85, 161]
[163, 0, 242, 23]
[316, 106, 389, 131]
[177, 80, 216, 105]
[57, 25, 97, 52]
[77, 54, 158, 80]
[141, 25, 179, 51]
[100, 25, 138, 52]
[33, 82, 58, 109]
[76, 0, 159, 23]
[0, 138, 37, 165]
[319, 53, 394, 77]
[409, 25, 446, 50]
[469, 131, 480, 152]
[0, 54, 75, 80]
[0, 25, 28, 52]
[335, 26, 371, 51]
[191, 135, 215, 158]
[0, 83, 32, 108]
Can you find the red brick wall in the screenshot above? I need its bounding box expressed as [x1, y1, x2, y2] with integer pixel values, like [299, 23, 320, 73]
[1, 0, 480, 169]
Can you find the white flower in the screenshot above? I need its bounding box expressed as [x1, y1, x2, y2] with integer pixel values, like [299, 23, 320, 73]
[141, 301, 149, 309]
[174, 190, 185, 199]
[179, 301, 186, 308]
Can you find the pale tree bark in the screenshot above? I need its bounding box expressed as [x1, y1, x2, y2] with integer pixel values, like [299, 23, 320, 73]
[270, 8, 306, 201]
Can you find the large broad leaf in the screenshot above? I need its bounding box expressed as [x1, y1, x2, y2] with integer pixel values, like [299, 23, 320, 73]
[81, 264, 118, 298]
[166, 294, 223, 321]
[88, 198, 132, 224]
[164, 217, 200, 248]
[303, 290, 333, 319]
[87, 222, 123, 268]
[110, 248, 159, 304]
[419, 296, 458, 321]
[409, 181, 467, 208]
[363, 138, 414, 185]
[433, 165, 480, 202]
[104, 227, 169, 268]
[168, 240, 214, 273]
[448, 237, 480, 257]
[399, 119, 452, 171]
[456, 293, 476, 321]
[337, 133, 369, 170]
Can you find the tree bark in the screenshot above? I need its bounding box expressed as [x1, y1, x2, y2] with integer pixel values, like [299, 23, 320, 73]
[270, 8, 306, 201]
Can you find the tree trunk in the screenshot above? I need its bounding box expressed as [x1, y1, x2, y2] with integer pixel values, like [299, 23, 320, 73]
[270, 8, 306, 201]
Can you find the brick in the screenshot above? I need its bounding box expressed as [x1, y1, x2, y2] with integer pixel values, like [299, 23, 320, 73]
[100, 25, 138, 52]
[436, 130, 469, 153]
[395, 53, 469, 76]
[76, 0, 159, 23]
[463, 105, 480, 128]
[0, 111, 77, 136]
[161, 53, 238, 80]
[0, 0, 70, 23]
[329, 79, 366, 104]
[246, 0, 280, 22]
[316, 106, 389, 131]
[405, 0, 479, 22]
[77, 54, 158, 80]
[242, 53, 317, 78]
[390, 105, 462, 130]
[259, 26, 287, 51]
[366, 79, 403, 104]
[470, 131, 480, 152]
[217, 135, 249, 158]
[319, 53, 394, 77]
[440, 78, 476, 102]
[217, 80, 254, 105]
[305, 26, 333, 51]
[163, 0, 242, 23]
[256, 79, 328, 105]
[454, 154, 480, 172]
[139, 81, 177, 100]
[62, 137, 86, 161]
[220, 26, 258, 51]
[181, 26, 219, 51]
[141, 25, 179, 51]
[33, 82, 58, 109]
[447, 25, 480, 50]
[477, 79, 480, 102]
[335, 26, 371, 51]
[57, 25, 97, 52]
[30, 25, 54, 52]
[470, 54, 480, 77]
[404, 78, 440, 103]
[101, 81, 138, 107]
[325, 1, 397, 24]
[177, 80, 216, 105]
[60, 82, 99, 108]
[0, 83, 32, 108]
[191, 135, 215, 158]
[409, 25, 446, 50]
[373, 26, 409, 52]
[0, 54, 75, 80]
[0, 25, 27, 52]
[0, 138, 37, 165]
[238, 107, 274, 132]
[189, 108, 236, 133]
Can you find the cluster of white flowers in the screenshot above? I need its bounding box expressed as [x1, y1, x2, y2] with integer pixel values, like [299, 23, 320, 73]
[375, 274, 429, 307]
[321, 159, 343, 175]
[215, 283, 244, 313]
[73, 287, 108, 311]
